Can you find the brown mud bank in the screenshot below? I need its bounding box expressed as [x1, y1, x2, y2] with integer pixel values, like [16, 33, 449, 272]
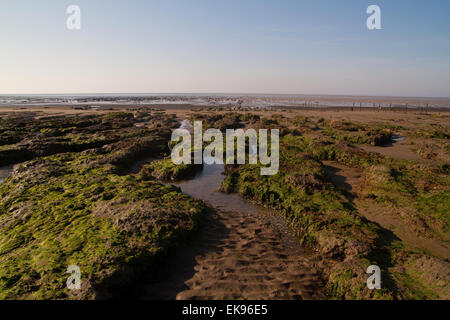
[324, 160, 450, 259]
[323, 160, 450, 299]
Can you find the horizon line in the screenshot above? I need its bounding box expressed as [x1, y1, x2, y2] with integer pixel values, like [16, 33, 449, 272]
[1, 92, 450, 100]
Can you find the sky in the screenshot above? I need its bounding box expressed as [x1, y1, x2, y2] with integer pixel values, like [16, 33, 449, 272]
[1, 0, 449, 97]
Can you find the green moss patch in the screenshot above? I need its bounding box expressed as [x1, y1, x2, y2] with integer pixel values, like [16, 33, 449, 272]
[0, 132, 207, 299]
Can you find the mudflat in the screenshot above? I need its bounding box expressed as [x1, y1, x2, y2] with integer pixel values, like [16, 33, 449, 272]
[0, 105, 448, 300]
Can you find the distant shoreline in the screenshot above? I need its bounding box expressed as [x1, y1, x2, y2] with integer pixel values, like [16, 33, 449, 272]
[0, 94, 449, 109]
[1, 93, 450, 99]
[1, 104, 450, 114]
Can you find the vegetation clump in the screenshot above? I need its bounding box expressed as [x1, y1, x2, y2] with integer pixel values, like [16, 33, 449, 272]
[141, 159, 203, 181]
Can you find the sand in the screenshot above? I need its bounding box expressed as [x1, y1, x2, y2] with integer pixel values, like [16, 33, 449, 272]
[143, 209, 323, 300]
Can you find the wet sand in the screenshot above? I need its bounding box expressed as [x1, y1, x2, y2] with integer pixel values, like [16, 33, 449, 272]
[144, 209, 323, 300]
[143, 162, 324, 300]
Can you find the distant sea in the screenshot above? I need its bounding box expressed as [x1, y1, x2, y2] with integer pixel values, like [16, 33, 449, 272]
[0, 94, 449, 108]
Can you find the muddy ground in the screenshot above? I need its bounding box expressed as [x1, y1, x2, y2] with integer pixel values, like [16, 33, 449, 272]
[0, 105, 448, 300]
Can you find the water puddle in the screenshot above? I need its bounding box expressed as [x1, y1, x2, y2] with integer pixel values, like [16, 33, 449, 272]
[392, 135, 406, 142]
[0, 164, 15, 185]
[174, 163, 258, 214]
[168, 120, 258, 213]
[129, 155, 262, 215]
[172, 161, 304, 253]
[132, 121, 307, 252]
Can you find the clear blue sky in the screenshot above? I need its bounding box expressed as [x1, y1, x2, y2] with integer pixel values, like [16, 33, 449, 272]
[1, 0, 449, 97]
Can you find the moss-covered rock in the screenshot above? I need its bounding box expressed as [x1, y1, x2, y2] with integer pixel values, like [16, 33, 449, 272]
[141, 159, 203, 182]
[0, 131, 207, 300]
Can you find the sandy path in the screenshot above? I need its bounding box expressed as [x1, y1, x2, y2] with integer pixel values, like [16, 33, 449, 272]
[143, 209, 324, 300]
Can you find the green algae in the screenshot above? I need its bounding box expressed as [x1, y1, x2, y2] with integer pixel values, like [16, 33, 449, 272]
[0, 124, 207, 299]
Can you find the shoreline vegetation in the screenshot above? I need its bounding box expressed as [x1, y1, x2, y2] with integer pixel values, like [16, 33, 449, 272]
[0, 105, 448, 300]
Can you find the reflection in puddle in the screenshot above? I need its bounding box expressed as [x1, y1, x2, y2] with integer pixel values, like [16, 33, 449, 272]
[0, 164, 14, 184]
[174, 163, 259, 214]
[392, 135, 406, 142]
[170, 122, 261, 214]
